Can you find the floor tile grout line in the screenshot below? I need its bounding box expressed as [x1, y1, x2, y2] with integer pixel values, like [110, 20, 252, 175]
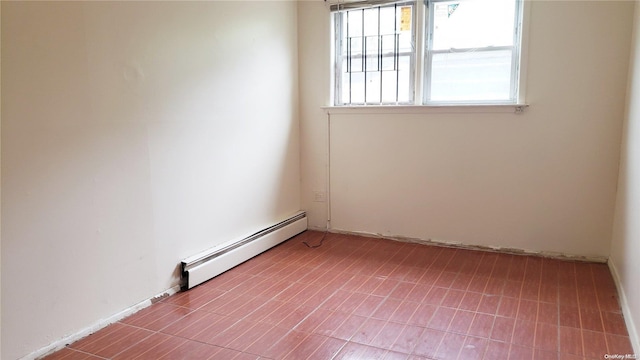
[330, 252, 404, 347]
[304, 334, 345, 360]
[125, 303, 197, 332]
[113, 331, 177, 360]
[592, 262, 613, 355]
[196, 252, 342, 325]
[65, 325, 119, 353]
[457, 252, 487, 316]
[270, 329, 313, 360]
[69, 347, 110, 360]
[183, 302, 264, 349]
[380, 319, 418, 355]
[483, 253, 517, 357]
[222, 318, 278, 355]
[528, 256, 543, 355]
[419, 246, 461, 359]
[78, 321, 162, 354]
[104, 329, 157, 360]
[552, 260, 563, 357]
[114, 318, 225, 360]
[404, 246, 442, 287]
[153, 337, 191, 360]
[505, 254, 529, 360]
[156, 329, 225, 358]
[476, 249, 506, 360]
[252, 270, 352, 357]
[343, 266, 428, 354]
[208, 347, 226, 360]
[457, 254, 493, 359]
[572, 262, 588, 358]
[69, 323, 148, 357]
[160, 293, 313, 359]
[419, 250, 443, 288]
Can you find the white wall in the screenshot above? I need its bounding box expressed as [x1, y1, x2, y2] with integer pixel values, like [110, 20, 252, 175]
[298, 1, 332, 230]
[1, 1, 300, 359]
[299, 0, 633, 258]
[611, 1, 640, 353]
[1, 3, 3, 357]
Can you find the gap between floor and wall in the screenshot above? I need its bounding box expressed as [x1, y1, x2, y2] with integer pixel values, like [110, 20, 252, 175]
[309, 227, 609, 263]
[27, 286, 181, 360]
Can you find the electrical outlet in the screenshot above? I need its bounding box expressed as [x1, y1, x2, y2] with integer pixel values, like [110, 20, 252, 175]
[313, 191, 327, 202]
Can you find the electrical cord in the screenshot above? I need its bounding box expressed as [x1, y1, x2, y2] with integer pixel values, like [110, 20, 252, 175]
[303, 231, 328, 248]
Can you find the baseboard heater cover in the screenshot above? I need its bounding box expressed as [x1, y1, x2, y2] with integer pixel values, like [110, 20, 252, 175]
[181, 211, 307, 290]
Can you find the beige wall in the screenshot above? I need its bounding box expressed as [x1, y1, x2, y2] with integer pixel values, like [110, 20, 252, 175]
[611, 1, 640, 353]
[1, 1, 300, 359]
[1, 3, 3, 357]
[299, 0, 634, 259]
[298, 1, 332, 231]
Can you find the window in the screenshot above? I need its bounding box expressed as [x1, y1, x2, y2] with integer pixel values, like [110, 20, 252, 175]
[332, 0, 524, 106]
[334, 2, 416, 105]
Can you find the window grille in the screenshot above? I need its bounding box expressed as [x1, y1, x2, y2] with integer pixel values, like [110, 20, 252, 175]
[334, 2, 415, 105]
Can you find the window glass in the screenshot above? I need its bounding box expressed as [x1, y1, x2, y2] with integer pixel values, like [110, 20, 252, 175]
[429, 50, 513, 102]
[426, 0, 521, 104]
[432, 0, 516, 50]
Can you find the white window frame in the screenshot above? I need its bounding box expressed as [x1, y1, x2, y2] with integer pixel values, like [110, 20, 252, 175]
[423, 0, 525, 105]
[330, 0, 528, 109]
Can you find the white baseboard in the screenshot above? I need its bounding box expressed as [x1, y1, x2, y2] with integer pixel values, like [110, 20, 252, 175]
[608, 258, 640, 356]
[25, 285, 180, 360]
[182, 212, 307, 289]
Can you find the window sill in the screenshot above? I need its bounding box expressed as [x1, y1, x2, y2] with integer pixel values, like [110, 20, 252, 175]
[322, 104, 529, 115]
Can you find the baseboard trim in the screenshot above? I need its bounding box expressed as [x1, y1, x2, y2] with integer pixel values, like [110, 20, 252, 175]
[182, 212, 307, 290]
[26, 285, 180, 360]
[608, 258, 640, 356]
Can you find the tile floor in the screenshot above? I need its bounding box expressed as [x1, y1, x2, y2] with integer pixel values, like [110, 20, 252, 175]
[44, 231, 634, 359]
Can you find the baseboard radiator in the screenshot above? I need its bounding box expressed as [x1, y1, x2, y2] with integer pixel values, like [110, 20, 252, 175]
[181, 211, 307, 290]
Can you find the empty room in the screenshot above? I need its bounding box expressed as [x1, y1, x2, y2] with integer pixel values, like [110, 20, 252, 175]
[2, 0, 640, 359]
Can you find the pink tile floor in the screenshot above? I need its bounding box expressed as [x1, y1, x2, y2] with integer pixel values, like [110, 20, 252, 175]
[44, 231, 635, 359]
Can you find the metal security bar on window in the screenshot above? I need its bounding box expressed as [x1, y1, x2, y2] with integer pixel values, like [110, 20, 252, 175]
[334, 2, 415, 105]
